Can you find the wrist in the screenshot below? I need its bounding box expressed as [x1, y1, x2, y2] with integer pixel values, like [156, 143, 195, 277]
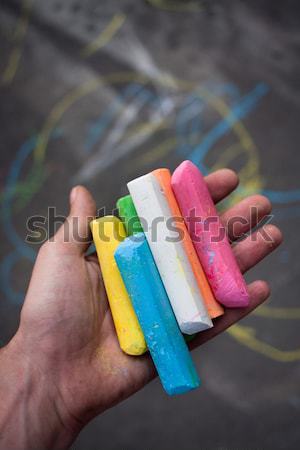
[0, 338, 81, 450]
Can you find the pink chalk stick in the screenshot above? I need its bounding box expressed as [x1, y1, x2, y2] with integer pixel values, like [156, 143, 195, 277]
[171, 161, 250, 308]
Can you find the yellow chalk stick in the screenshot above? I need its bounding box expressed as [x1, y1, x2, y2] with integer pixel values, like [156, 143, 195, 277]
[90, 216, 147, 356]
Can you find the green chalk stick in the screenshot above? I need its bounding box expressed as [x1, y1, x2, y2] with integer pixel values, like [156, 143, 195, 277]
[117, 195, 144, 236]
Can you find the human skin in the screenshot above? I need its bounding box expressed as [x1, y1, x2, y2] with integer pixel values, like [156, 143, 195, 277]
[0, 169, 282, 450]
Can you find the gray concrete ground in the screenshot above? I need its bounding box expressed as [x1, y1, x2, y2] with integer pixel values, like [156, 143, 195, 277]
[0, 1, 300, 448]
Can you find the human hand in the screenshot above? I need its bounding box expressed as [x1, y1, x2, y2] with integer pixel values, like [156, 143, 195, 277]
[0, 169, 282, 450]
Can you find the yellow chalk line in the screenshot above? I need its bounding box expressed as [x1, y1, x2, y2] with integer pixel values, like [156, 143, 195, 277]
[198, 88, 264, 195]
[2, 48, 23, 84]
[211, 142, 243, 171]
[147, 0, 203, 12]
[125, 120, 168, 138]
[253, 305, 300, 320]
[33, 72, 179, 164]
[81, 13, 126, 58]
[227, 325, 300, 362]
[2, 0, 33, 85]
[31, 73, 264, 205]
[211, 141, 262, 205]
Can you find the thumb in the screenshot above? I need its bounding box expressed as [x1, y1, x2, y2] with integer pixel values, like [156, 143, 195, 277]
[55, 185, 96, 255]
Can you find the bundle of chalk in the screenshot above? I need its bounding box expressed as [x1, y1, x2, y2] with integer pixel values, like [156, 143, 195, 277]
[90, 161, 250, 396]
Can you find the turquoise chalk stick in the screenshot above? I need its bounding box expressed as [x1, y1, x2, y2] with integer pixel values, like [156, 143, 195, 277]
[114, 233, 201, 396]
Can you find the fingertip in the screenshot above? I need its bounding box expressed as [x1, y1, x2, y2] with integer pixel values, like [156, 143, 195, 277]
[206, 168, 239, 203]
[224, 168, 239, 183]
[248, 280, 271, 304]
[257, 194, 272, 214]
[243, 194, 272, 215]
[263, 224, 283, 247]
[70, 185, 96, 215]
[51, 186, 97, 255]
[70, 186, 79, 205]
[218, 168, 239, 189]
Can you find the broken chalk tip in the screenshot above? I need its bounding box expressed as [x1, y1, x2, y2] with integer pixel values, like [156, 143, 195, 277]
[114, 234, 201, 395]
[128, 172, 213, 334]
[171, 160, 250, 308]
[90, 216, 147, 356]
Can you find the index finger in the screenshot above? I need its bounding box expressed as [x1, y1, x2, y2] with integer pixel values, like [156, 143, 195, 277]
[205, 168, 239, 203]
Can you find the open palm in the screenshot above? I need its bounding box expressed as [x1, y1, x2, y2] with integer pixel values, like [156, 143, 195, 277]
[10, 168, 282, 442]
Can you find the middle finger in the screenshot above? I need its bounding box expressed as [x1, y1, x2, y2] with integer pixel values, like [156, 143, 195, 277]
[221, 194, 272, 242]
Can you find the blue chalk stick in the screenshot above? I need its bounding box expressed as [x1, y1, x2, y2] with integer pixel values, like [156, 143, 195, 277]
[114, 233, 201, 395]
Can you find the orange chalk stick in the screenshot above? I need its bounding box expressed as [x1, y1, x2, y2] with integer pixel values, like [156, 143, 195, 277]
[152, 168, 224, 319]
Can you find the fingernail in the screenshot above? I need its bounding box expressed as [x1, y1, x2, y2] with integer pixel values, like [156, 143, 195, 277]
[70, 187, 78, 204]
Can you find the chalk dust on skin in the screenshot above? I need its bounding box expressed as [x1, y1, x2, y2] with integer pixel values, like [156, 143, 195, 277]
[94, 346, 131, 379]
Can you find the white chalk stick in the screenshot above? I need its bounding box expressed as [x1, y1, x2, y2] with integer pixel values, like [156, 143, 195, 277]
[127, 173, 213, 334]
